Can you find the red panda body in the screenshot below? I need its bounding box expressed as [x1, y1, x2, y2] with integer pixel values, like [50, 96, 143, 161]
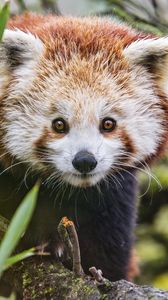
[0, 14, 168, 284]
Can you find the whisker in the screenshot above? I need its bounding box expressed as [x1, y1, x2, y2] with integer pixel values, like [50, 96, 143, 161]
[100, 149, 162, 196]
[0, 152, 10, 160]
[0, 160, 31, 176]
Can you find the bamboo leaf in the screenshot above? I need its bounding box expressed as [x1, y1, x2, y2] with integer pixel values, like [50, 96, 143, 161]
[0, 1, 10, 42]
[0, 184, 39, 277]
[4, 247, 36, 270]
[0, 292, 16, 300]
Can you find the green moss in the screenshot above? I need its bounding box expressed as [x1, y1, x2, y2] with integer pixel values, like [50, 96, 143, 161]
[101, 295, 108, 300]
[23, 272, 32, 287]
[48, 264, 55, 271]
[31, 289, 38, 299]
[44, 287, 55, 295]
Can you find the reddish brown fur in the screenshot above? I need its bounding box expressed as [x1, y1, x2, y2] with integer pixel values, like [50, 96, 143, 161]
[8, 13, 140, 50]
[104, 126, 136, 163]
[127, 248, 140, 281]
[119, 127, 137, 159]
[8, 13, 142, 77]
[34, 127, 65, 159]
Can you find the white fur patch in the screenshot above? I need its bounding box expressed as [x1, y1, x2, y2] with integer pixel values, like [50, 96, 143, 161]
[124, 37, 168, 64]
[3, 29, 43, 54]
[0, 29, 44, 93]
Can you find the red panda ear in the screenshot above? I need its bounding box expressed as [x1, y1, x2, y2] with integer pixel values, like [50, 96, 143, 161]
[1, 29, 43, 68]
[0, 29, 44, 94]
[123, 38, 168, 90]
[124, 38, 168, 66]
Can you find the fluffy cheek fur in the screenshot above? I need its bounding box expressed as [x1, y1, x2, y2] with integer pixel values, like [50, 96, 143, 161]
[2, 101, 52, 168]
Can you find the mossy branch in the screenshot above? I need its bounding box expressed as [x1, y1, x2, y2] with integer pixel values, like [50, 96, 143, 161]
[3, 258, 168, 299]
[1, 217, 168, 299]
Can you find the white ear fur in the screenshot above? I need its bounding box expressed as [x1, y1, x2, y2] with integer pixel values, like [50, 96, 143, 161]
[2, 29, 43, 56]
[123, 37, 168, 64]
[124, 37, 168, 92]
[0, 29, 44, 93]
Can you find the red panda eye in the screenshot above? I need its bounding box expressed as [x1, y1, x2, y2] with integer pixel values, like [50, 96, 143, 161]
[101, 118, 116, 132]
[52, 118, 69, 134]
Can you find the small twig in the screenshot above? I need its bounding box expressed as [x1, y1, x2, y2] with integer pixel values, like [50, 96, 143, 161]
[35, 243, 50, 256]
[57, 218, 73, 260]
[89, 267, 104, 283]
[66, 219, 84, 276]
[58, 217, 84, 276]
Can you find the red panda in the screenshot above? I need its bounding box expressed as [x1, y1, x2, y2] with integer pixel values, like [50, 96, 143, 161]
[0, 13, 168, 281]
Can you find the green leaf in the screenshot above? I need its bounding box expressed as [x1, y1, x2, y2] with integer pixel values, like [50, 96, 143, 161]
[0, 184, 39, 277]
[0, 1, 10, 42]
[4, 247, 36, 270]
[0, 292, 16, 300]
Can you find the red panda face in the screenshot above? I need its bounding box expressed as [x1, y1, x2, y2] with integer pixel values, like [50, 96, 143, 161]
[0, 18, 168, 187]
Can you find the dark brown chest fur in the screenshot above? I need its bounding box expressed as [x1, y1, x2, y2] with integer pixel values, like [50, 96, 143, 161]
[0, 164, 137, 281]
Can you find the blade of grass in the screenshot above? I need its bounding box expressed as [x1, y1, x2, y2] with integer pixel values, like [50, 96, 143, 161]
[0, 0, 10, 41]
[4, 247, 36, 270]
[0, 184, 39, 277]
[0, 293, 16, 300]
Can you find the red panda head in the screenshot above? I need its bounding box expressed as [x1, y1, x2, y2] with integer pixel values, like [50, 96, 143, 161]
[0, 16, 168, 187]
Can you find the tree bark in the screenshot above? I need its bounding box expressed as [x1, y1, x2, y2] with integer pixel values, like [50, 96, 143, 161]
[4, 258, 168, 300]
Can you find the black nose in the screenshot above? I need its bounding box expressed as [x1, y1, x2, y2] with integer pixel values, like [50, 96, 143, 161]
[72, 151, 97, 174]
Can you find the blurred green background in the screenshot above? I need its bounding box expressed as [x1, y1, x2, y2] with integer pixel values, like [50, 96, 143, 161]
[1, 0, 168, 290]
